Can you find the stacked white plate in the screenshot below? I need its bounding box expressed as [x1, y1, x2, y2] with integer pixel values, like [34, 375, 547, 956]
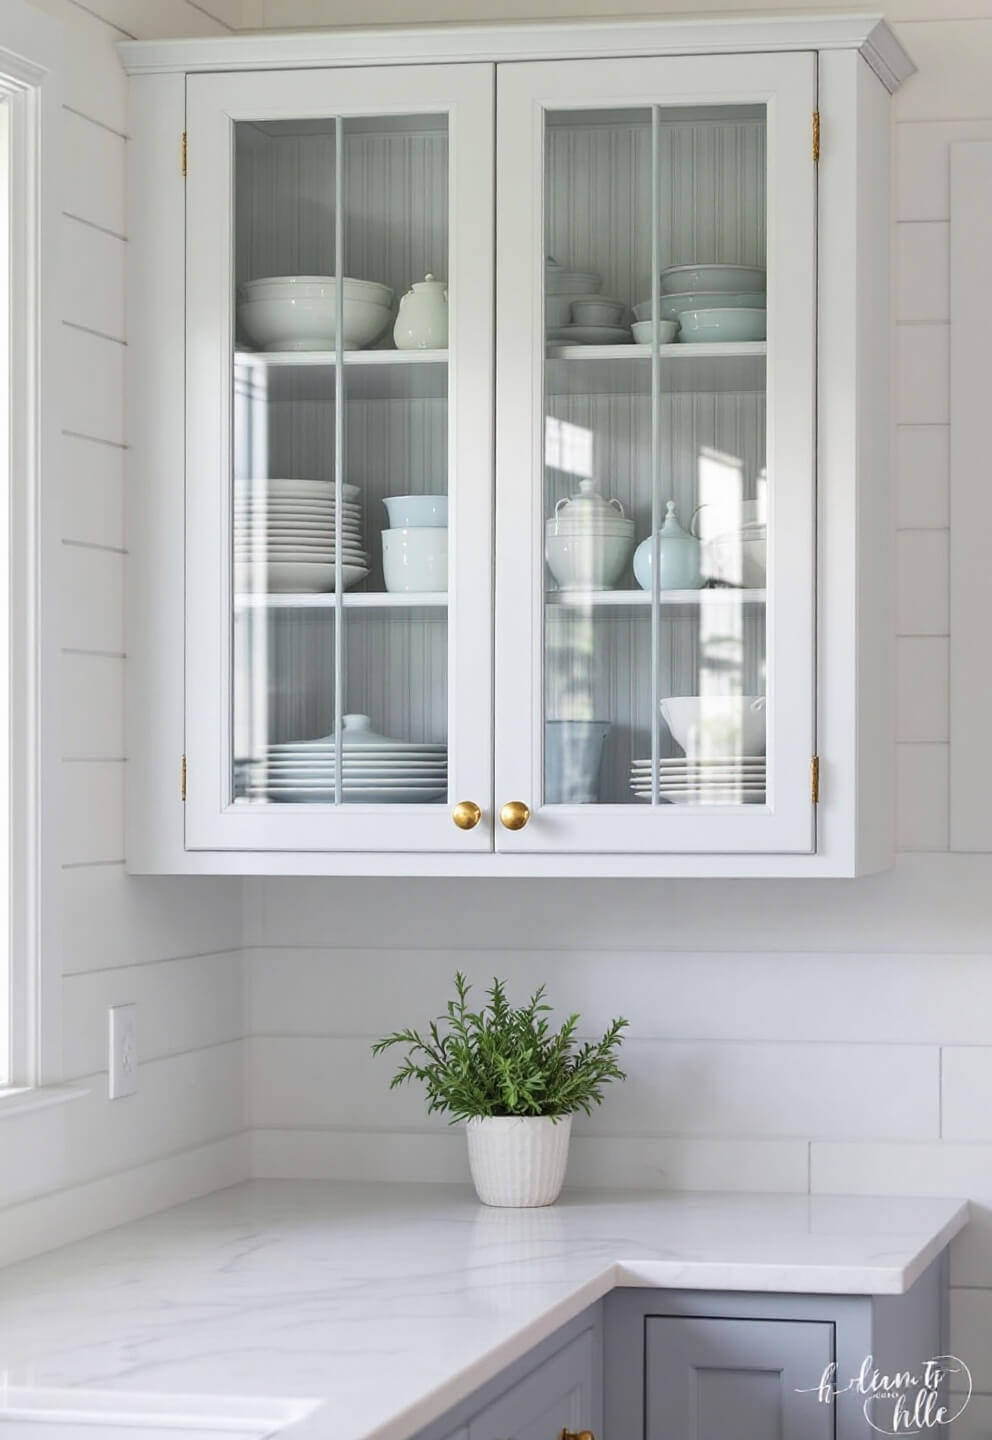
[234, 478, 369, 593]
[241, 713, 447, 804]
[631, 756, 766, 805]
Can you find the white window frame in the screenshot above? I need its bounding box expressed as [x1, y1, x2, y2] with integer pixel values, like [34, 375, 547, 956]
[0, 0, 63, 1104]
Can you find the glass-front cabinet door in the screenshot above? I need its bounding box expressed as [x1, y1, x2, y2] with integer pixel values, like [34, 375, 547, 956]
[495, 54, 817, 855]
[185, 66, 494, 850]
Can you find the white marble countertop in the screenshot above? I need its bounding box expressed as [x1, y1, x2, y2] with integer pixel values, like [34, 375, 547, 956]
[0, 1181, 968, 1440]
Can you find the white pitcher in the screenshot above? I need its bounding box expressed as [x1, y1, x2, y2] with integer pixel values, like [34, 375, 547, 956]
[393, 273, 448, 349]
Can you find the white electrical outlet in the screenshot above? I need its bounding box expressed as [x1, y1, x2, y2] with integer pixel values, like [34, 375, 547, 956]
[109, 1003, 138, 1099]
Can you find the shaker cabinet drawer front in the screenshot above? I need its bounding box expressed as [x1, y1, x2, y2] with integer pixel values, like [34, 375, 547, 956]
[645, 1316, 834, 1440]
[468, 1328, 598, 1440]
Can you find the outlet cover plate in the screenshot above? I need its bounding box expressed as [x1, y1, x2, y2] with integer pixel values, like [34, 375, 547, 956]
[109, 1003, 138, 1099]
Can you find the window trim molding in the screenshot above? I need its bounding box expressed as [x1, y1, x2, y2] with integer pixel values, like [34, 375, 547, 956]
[0, 0, 63, 1093]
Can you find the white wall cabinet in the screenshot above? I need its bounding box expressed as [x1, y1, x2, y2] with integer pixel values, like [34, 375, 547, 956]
[122, 16, 913, 877]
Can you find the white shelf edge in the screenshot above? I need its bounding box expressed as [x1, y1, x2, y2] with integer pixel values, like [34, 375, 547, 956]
[545, 587, 766, 607]
[546, 341, 766, 361]
[235, 591, 449, 609]
[235, 349, 448, 368]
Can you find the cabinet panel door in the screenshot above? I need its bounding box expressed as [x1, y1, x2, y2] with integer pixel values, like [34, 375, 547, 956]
[468, 1328, 598, 1440]
[645, 1316, 833, 1440]
[495, 53, 816, 855]
[185, 65, 494, 852]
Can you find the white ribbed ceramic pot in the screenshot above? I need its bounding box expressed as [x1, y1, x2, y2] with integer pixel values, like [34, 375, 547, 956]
[465, 1115, 572, 1207]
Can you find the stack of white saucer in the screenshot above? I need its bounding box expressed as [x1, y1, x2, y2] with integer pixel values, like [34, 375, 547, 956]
[630, 756, 767, 804]
[234, 478, 369, 593]
[241, 714, 448, 804]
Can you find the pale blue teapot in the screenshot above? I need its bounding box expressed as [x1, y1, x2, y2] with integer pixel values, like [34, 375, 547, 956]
[633, 500, 704, 591]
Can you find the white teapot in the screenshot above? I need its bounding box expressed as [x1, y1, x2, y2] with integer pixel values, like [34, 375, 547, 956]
[393, 273, 448, 350]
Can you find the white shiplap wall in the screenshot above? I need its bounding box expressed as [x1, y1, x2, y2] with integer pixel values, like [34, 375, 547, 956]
[0, 0, 246, 1264]
[233, 4, 992, 1430]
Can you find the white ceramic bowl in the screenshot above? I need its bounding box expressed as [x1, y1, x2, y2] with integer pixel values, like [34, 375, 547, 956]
[545, 266, 602, 296]
[633, 291, 766, 323]
[631, 320, 679, 345]
[382, 527, 448, 592]
[704, 533, 767, 588]
[240, 275, 394, 308]
[570, 297, 625, 326]
[659, 264, 766, 295]
[238, 281, 394, 351]
[545, 529, 634, 591]
[545, 296, 573, 328]
[382, 494, 448, 529]
[676, 307, 766, 343]
[661, 695, 767, 757]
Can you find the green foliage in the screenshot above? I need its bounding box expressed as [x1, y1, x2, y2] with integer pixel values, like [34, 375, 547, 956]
[371, 972, 628, 1122]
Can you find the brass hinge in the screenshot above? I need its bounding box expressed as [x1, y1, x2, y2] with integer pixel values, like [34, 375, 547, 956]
[180, 754, 187, 801]
[181, 130, 187, 178]
[812, 110, 820, 164]
[811, 755, 820, 805]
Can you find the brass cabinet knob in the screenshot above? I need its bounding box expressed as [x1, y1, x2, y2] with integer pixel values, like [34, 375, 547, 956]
[560, 1431, 596, 1440]
[451, 800, 482, 831]
[499, 800, 530, 830]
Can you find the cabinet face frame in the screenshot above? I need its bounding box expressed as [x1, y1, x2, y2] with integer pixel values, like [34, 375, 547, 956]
[184, 64, 495, 852]
[494, 52, 817, 855]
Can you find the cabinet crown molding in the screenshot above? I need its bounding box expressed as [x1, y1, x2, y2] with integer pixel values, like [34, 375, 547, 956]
[118, 13, 914, 94]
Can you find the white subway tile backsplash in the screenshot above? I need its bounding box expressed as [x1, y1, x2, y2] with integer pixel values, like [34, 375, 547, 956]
[61, 545, 123, 653]
[247, 946, 992, 1047]
[942, 1048, 992, 1140]
[897, 637, 949, 741]
[61, 217, 126, 340]
[62, 950, 243, 1080]
[896, 222, 949, 322]
[60, 435, 125, 549]
[896, 323, 950, 424]
[896, 743, 950, 850]
[62, 652, 124, 758]
[248, 1035, 939, 1143]
[895, 118, 992, 221]
[60, 761, 125, 865]
[896, 425, 949, 529]
[61, 109, 125, 235]
[897, 530, 949, 634]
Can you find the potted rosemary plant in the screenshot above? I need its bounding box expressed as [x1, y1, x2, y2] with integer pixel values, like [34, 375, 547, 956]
[372, 973, 628, 1207]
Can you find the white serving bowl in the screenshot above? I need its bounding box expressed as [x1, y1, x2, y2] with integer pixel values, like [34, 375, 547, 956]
[676, 307, 766, 343]
[382, 527, 448, 592]
[383, 494, 448, 529]
[661, 695, 767, 758]
[238, 278, 394, 351]
[545, 296, 573, 328]
[241, 275, 394, 308]
[659, 264, 766, 295]
[704, 532, 767, 588]
[545, 529, 634, 591]
[633, 291, 766, 323]
[631, 319, 679, 345]
[545, 263, 602, 296]
[570, 296, 625, 326]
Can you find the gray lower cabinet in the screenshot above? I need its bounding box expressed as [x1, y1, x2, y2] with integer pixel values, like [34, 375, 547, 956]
[643, 1316, 833, 1440]
[468, 1328, 597, 1440]
[423, 1308, 602, 1440]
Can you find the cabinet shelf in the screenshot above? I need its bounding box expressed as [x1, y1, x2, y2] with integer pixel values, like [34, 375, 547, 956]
[235, 590, 449, 610]
[545, 342, 766, 396]
[546, 587, 766, 610]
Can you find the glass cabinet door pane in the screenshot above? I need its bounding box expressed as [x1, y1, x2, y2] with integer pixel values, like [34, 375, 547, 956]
[543, 103, 768, 810]
[231, 113, 451, 809]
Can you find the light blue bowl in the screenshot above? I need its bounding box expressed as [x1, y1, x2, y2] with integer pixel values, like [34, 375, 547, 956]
[676, 307, 766, 343]
[383, 494, 448, 528]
